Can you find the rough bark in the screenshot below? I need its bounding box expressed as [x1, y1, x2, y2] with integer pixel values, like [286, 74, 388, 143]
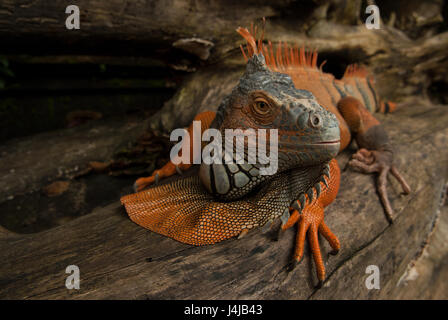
[0, 115, 146, 204]
[0, 0, 279, 56]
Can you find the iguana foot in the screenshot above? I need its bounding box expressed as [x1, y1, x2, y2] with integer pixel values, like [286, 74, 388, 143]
[349, 148, 411, 223]
[282, 205, 340, 285]
[134, 162, 184, 192]
[134, 171, 160, 192]
[280, 159, 341, 285]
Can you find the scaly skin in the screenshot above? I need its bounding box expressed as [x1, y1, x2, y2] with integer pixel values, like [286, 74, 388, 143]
[121, 22, 410, 286]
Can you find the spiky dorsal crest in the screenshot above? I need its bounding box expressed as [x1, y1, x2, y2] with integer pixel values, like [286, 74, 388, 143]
[342, 64, 369, 79]
[237, 19, 325, 73]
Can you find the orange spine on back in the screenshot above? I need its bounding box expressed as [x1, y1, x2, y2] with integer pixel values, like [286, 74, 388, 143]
[238, 24, 323, 73]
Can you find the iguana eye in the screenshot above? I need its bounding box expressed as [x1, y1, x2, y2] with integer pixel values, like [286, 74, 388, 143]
[253, 99, 270, 115]
[248, 92, 277, 125]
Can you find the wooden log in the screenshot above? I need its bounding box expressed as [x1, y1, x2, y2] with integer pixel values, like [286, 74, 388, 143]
[0, 0, 279, 56]
[386, 203, 448, 299]
[1, 100, 447, 299]
[0, 115, 146, 203]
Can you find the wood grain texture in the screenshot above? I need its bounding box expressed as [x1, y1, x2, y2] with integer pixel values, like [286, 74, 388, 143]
[0, 0, 276, 55]
[0, 116, 146, 204]
[0, 101, 447, 299]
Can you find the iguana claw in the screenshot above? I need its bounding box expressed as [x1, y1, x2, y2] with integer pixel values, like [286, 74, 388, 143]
[349, 148, 411, 223]
[134, 172, 160, 192]
[133, 162, 185, 192]
[175, 165, 183, 176]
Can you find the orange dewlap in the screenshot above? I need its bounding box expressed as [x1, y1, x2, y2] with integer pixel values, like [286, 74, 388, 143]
[121, 171, 298, 246]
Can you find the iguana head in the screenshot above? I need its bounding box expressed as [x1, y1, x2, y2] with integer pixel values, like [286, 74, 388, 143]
[199, 53, 340, 200]
[217, 53, 340, 170]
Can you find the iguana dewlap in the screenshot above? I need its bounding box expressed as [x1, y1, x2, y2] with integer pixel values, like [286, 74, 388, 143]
[121, 24, 410, 285]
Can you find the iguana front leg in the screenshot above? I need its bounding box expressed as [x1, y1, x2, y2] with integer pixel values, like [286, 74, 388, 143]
[337, 96, 411, 223]
[282, 159, 341, 286]
[134, 111, 216, 191]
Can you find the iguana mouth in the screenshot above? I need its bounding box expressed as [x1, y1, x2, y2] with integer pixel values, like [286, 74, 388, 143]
[280, 140, 340, 147]
[315, 140, 340, 145]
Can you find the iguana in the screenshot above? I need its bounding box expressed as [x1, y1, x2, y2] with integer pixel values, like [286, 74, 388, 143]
[120, 22, 410, 286]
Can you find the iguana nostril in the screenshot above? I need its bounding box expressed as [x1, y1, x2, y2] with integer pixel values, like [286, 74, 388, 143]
[309, 113, 322, 128]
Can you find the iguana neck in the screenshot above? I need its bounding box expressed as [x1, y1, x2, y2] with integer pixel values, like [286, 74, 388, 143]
[199, 159, 330, 202]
